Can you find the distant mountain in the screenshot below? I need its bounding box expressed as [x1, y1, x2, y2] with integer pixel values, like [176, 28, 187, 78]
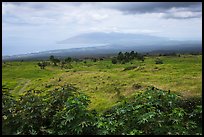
[3, 32, 202, 61]
[57, 32, 170, 45]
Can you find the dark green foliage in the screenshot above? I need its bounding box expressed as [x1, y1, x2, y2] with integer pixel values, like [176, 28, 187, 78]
[49, 55, 55, 61]
[137, 54, 144, 62]
[114, 51, 144, 64]
[49, 55, 60, 66]
[111, 58, 117, 64]
[92, 58, 97, 62]
[65, 57, 72, 63]
[2, 86, 202, 135]
[72, 58, 80, 62]
[2, 87, 18, 135]
[2, 85, 97, 135]
[117, 52, 124, 62]
[37, 61, 47, 69]
[60, 61, 73, 69]
[98, 87, 202, 135]
[60, 61, 66, 69]
[155, 58, 163, 64]
[53, 58, 60, 66]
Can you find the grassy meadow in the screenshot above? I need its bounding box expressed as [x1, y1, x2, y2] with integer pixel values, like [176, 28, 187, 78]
[2, 54, 202, 112]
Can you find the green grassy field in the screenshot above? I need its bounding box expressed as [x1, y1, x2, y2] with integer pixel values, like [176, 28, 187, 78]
[2, 54, 202, 112]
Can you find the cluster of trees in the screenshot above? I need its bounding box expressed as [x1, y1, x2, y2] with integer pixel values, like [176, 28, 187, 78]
[159, 52, 177, 56]
[37, 55, 107, 69]
[112, 51, 144, 64]
[37, 56, 74, 69]
[83, 57, 98, 62]
[49, 55, 61, 66]
[37, 61, 48, 69]
[2, 85, 202, 135]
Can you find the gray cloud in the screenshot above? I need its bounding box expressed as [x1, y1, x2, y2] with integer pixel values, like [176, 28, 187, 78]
[5, 2, 201, 12]
[109, 2, 201, 13]
[162, 10, 202, 19]
[102, 2, 202, 19]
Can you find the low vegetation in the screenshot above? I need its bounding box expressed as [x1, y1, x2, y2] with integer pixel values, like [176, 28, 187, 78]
[2, 52, 202, 135]
[2, 86, 202, 135]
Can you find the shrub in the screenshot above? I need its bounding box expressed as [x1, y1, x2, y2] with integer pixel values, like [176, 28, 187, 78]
[65, 57, 72, 63]
[155, 58, 163, 64]
[98, 87, 202, 135]
[2, 85, 97, 135]
[2, 86, 202, 135]
[111, 58, 117, 64]
[37, 61, 47, 69]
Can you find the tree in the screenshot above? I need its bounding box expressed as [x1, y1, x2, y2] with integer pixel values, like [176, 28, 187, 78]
[51, 58, 60, 66]
[134, 52, 138, 58]
[130, 51, 135, 59]
[60, 61, 66, 69]
[93, 58, 97, 62]
[65, 57, 72, 63]
[49, 55, 55, 61]
[155, 58, 163, 64]
[37, 62, 47, 69]
[117, 52, 124, 62]
[49, 55, 60, 66]
[111, 58, 117, 64]
[137, 54, 144, 62]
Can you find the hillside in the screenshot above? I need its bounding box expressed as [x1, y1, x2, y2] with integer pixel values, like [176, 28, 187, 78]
[2, 54, 202, 112]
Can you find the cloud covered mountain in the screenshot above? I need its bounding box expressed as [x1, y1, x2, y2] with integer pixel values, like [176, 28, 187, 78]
[57, 32, 170, 45]
[3, 32, 202, 61]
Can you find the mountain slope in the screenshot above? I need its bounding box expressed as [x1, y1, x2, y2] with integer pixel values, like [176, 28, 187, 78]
[57, 32, 169, 45]
[3, 32, 202, 61]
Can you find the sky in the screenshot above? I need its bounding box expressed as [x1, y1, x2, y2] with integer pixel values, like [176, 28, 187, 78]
[2, 2, 202, 56]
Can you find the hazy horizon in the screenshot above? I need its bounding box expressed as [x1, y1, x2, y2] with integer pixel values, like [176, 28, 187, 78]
[2, 2, 202, 56]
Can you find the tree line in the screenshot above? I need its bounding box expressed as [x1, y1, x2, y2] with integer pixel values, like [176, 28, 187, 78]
[37, 55, 74, 69]
[37, 55, 106, 69]
[112, 51, 144, 64]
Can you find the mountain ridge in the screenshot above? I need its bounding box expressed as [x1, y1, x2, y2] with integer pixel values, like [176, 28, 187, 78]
[3, 32, 202, 61]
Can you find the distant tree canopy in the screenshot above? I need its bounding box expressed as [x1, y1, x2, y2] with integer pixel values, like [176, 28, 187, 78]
[92, 58, 97, 62]
[65, 57, 72, 63]
[112, 51, 144, 64]
[37, 61, 47, 69]
[49, 55, 60, 66]
[155, 58, 163, 64]
[49, 55, 55, 61]
[111, 57, 117, 64]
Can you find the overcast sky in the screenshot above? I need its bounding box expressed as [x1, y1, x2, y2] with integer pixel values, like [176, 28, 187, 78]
[2, 2, 202, 56]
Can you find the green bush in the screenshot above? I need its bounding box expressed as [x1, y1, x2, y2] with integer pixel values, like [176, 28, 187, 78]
[2, 86, 202, 135]
[155, 58, 163, 64]
[111, 58, 117, 64]
[98, 87, 202, 135]
[2, 85, 97, 135]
